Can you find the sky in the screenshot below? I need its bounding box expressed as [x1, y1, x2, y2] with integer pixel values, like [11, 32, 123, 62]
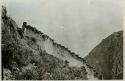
[3, 0, 123, 57]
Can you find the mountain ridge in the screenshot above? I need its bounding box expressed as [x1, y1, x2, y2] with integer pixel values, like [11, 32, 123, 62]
[2, 6, 101, 80]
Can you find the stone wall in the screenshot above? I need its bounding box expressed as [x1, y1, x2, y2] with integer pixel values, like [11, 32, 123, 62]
[23, 25, 85, 67]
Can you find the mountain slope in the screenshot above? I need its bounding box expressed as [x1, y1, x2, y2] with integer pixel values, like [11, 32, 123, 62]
[85, 30, 123, 79]
[1, 6, 101, 80]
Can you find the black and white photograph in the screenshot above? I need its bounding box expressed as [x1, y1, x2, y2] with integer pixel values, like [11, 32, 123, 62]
[1, 0, 124, 80]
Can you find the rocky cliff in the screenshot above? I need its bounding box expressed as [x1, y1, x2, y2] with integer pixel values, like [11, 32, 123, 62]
[1, 6, 102, 80]
[85, 30, 123, 79]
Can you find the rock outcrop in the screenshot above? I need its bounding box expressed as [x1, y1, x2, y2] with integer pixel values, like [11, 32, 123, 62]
[1, 6, 101, 80]
[85, 30, 123, 79]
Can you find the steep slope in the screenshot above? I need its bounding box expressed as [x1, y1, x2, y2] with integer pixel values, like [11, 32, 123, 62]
[2, 6, 101, 80]
[85, 30, 123, 79]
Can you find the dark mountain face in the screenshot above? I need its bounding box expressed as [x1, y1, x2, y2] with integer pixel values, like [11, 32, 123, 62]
[85, 30, 123, 79]
[1, 6, 102, 80]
